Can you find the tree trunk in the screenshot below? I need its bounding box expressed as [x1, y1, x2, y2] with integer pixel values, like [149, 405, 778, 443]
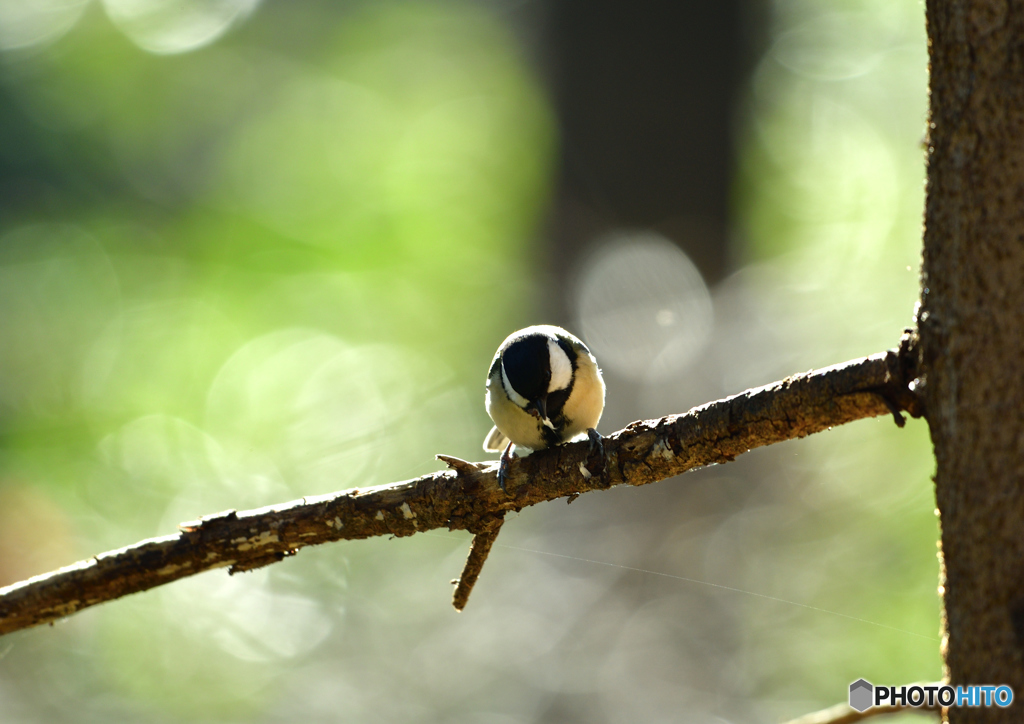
[922, 0, 1024, 720]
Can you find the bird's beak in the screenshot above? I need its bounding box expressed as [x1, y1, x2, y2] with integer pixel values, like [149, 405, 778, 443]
[529, 395, 548, 421]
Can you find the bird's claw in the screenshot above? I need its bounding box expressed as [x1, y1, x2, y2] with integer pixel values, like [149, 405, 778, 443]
[498, 441, 514, 492]
[587, 428, 605, 462]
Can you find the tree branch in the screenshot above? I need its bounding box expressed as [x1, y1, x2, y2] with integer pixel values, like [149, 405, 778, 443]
[0, 335, 922, 637]
[451, 513, 505, 611]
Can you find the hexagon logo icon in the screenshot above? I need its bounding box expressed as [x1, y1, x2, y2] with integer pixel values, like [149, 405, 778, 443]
[849, 679, 873, 712]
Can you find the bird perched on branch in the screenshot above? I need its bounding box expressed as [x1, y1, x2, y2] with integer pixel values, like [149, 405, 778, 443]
[484, 325, 605, 489]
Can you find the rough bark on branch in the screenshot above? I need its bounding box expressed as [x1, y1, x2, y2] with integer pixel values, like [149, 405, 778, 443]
[0, 337, 921, 637]
[451, 513, 505, 611]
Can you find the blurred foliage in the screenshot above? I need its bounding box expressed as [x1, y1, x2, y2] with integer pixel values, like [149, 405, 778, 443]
[0, 1, 554, 719]
[732, 0, 940, 719]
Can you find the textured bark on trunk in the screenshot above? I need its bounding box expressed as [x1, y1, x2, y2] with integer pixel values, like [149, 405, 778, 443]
[923, 0, 1024, 720]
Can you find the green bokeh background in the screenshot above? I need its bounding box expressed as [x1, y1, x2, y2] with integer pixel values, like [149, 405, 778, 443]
[0, 1, 939, 721]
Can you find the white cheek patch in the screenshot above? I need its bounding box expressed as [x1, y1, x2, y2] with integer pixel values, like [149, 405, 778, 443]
[547, 339, 572, 392]
[501, 363, 530, 408]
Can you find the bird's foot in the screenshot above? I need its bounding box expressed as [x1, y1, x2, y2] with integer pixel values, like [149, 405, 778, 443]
[587, 428, 605, 468]
[498, 440, 514, 492]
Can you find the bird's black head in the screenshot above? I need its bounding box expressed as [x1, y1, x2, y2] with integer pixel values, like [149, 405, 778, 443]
[501, 334, 551, 403]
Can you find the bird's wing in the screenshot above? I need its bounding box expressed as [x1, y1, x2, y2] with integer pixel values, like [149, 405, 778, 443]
[483, 425, 509, 452]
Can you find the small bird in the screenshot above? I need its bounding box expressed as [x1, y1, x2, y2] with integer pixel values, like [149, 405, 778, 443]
[484, 325, 605, 489]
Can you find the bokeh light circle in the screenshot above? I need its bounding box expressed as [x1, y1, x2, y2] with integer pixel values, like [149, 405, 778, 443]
[102, 0, 259, 55]
[0, 0, 89, 51]
[573, 230, 713, 382]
